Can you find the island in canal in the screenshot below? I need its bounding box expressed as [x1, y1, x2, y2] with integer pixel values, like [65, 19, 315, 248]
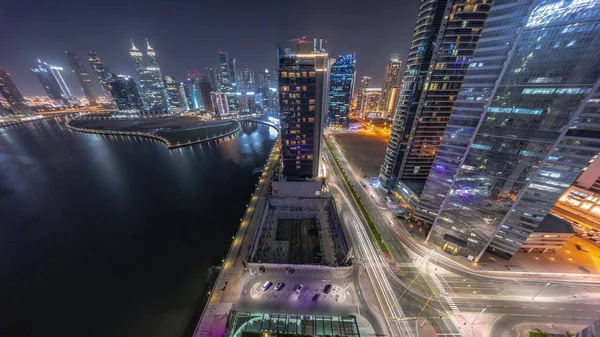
[68, 115, 240, 148]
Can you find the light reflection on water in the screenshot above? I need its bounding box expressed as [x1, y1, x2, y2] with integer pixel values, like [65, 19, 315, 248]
[0, 118, 276, 337]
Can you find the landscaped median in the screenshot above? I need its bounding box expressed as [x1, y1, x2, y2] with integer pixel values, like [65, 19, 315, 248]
[324, 138, 389, 253]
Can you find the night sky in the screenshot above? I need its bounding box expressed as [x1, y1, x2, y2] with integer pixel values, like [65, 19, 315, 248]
[0, 0, 420, 97]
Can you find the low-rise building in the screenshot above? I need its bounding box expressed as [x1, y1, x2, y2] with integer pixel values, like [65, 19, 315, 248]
[519, 214, 575, 254]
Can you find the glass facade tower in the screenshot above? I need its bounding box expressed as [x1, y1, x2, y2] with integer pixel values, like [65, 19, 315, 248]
[0, 65, 31, 115]
[327, 53, 356, 127]
[31, 59, 73, 106]
[279, 38, 328, 179]
[381, 0, 492, 188]
[66, 52, 98, 105]
[88, 52, 114, 102]
[129, 40, 171, 115]
[379, 55, 402, 117]
[107, 74, 146, 113]
[421, 0, 600, 261]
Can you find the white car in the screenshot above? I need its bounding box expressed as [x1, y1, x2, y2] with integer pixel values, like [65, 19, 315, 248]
[261, 281, 273, 291]
[295, 284, 304, 293]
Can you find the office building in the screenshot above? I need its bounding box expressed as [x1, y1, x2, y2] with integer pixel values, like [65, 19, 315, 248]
[211, 92, 229, 115]
[361, 88, 382, 114]
[418, 0, 600, 261]
[379, 54, 402, 117]
[205, 67, 220, 90]
[31, 59, 73, 106]
[219, 50, 232, 84]
[163, 76, 187, 112]
[199, 77, 214, 113]
[228, 57, 237, 84]
[327, 53, 356, 127]
[237, 65, 255, 91]
[278, 38, 328, 179]
[107, 74, 146, 112]
[0, 65, 31, 115]
[184, 72, 201, 110]
[216, 50, 239, 112]
[178, 82, 190, 111]
[258, 68, 271, 89]
[129, 40, 171, 115]
[66, 52, 98, 105]
[88, 52, 114, 102]
[356, 76, 371, 116]
[381, 0, 492, 190]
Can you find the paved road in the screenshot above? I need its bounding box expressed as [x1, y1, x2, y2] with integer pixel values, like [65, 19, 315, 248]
[325, 132, 600, 335]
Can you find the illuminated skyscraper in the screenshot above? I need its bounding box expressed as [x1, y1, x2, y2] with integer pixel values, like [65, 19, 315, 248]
[108, 74, 146, 112]
[66, 52, 98, 105]
[31, 59, 73, 106]
[356, 76, 371, 115]
[218, 50, 232, 84]
[327, 53, 356, 127]
[361, 88, 382, 114]
[278, 38, 328, 179]
[205, 67, 220, 90]
[380, 54, 402, 117]
[129, 40, 171, 115]
[0, 65, 31, 115]
[228, 57, 237, 84]
[237, 65, 255, 91]
[198, 76, 214, 113]
[216, 49, 239, 112]
[184, 75, 201, 110]
[88, 52, 114, 101]
[381, 0, 492, 190]
[163, 76, 187, 112]
[418, 0, 600, 262]
[211, 92, 229, 115]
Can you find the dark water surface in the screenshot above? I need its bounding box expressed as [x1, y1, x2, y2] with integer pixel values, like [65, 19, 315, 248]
[0, 119, 276, 337]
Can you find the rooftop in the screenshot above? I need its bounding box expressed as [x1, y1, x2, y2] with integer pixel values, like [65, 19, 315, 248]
[535, 213, 575, 234]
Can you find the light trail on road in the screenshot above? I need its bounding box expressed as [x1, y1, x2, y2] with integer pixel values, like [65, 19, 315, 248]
[323, 147, 413, 336]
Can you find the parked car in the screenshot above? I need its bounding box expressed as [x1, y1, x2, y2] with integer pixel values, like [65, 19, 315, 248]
[275, 282, 285, 291]
[323, 284, 332, 294]
[261, 281, 272, 291]
[295, 284, 304, 293]
[312, 294, 320, 302]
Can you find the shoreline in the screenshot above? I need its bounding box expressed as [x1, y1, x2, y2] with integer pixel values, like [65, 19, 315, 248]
[65, 118, 243, 149]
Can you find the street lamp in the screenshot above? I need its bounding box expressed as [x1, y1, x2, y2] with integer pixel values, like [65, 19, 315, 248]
[532, 281, 551, 300]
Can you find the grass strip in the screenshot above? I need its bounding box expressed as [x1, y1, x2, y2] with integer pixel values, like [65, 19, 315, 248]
[325, 138, 389, 253]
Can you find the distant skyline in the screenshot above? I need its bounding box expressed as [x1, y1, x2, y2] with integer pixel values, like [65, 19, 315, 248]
[0, 0, 420, 96]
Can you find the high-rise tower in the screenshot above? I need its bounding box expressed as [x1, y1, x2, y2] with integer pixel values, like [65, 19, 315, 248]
[107, 74, 146, 112]
[88, 52, 114, 102]
[66, 52, 98, 105]
[129, 39, 171, 115]
[0, 65, 31, 115]
[379, 54, 402, 117]
[327, 54, 356, 127]
[163, 76, 187, 112]
[419, 0, 600, 262]
[278, 38, 329, 179]
[32, 59, 73, 106]
[356, 76, 371, 116]
[380, 0, 492, 190]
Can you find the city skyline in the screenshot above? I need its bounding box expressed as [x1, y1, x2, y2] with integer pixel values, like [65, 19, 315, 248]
[0, 0, 420, 97]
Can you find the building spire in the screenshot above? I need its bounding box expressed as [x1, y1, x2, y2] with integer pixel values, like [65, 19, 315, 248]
[146, 38, 153, 51]
[130, 39, 138, 51]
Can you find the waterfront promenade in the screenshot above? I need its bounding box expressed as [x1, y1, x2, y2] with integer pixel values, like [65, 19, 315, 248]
[66, 116, 241, 149]
[192, 138, 281, 337]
